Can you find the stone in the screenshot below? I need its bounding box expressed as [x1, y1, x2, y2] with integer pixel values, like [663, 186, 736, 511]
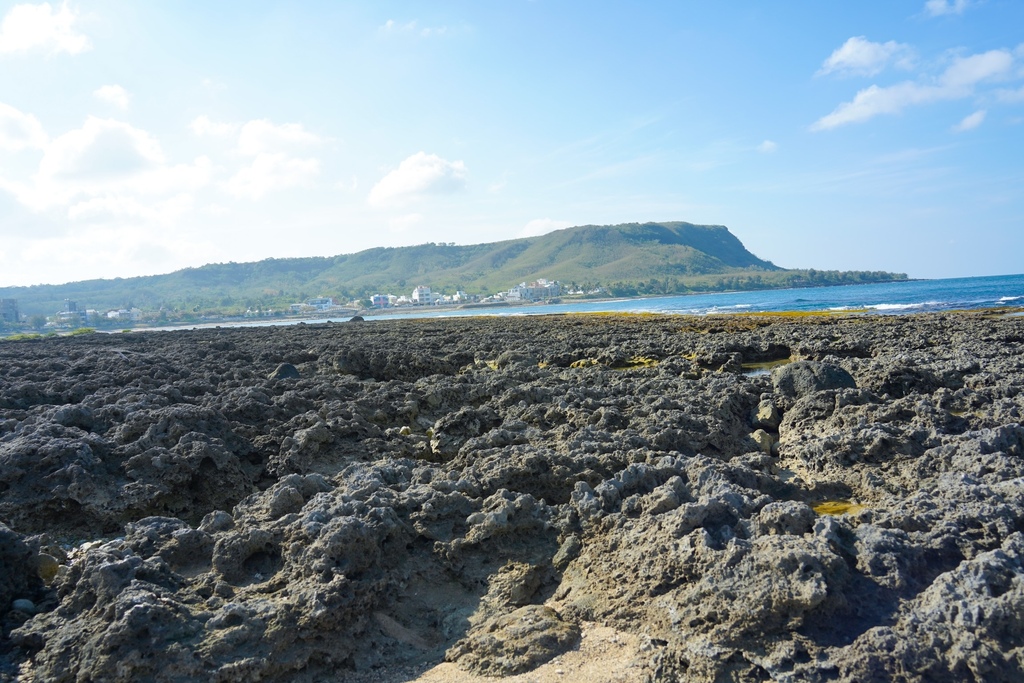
[11, 598, 35, 613]
[772, 360, 857, 401]
[268, 363, 301, 380]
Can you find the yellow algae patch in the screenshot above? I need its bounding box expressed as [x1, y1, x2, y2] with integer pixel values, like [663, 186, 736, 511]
[738, 309, 867, 318]
[813, 500, 865, 516]
[484, 360, 499, 370]
[566, 311, 660, 319]
[611, 356, 660, 371]
[570, 358, 600, 368]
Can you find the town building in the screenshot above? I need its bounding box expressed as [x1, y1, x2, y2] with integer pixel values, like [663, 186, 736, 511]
[289, 296, 339, 314]
[412, 285, 438, 305]
[106, 308, 142, 321]
[505, 279, 561, 302]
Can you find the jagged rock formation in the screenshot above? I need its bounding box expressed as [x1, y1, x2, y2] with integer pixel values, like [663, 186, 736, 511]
[1, 312, 1022, 682]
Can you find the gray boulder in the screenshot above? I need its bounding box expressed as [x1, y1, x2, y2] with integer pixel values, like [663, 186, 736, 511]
[772, 360, 857, 403]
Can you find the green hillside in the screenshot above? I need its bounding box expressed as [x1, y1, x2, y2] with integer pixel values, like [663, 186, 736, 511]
[0, 222, 905, 322]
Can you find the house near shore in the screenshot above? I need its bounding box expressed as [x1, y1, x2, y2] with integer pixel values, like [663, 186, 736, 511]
[505, 279, 561, 302]
[411, 286, 441, 305]
[289, 296, 343, 314]
[106, 308, 142, 321]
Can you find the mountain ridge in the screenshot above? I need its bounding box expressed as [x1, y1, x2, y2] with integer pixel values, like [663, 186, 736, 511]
[0, 221, 905, 320]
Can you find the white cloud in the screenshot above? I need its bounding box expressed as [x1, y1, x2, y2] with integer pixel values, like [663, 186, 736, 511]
[67, 193, 193, 225]
[1, 116, 213, 213]
[368, 152, 467, 207]
[940, 50, 1013, 88]
[225, 153, 319, 200]
[191, 117, 321, 153]
[952, 109, 986, 132]
[189, 115, 239, 137]
[997, 85, 1024, 103]
[38, 117, 164, 182]
[812, 49, 1016, 130]
[520, 218, 571, 238]
[389, 213, 423, 232]
[818, 37, 914, 77]
[14, 222, 219, 286]
[190, 117, 323, 200]
[93, 85, 130, 110]
[756, 140, 778, 153]
[0, 101, 48, 150]
[237, 119, 321, 156]
[0, 2, 90, 55]
[812, 82, 949, 130]
[924, 0, 972, 17]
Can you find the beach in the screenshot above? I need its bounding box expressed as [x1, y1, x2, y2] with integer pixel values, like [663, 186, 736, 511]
[2, 312, 1023, 682]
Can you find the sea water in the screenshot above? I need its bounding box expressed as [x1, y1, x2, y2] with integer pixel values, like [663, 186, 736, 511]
[363, 273, 1024, 321]
[136, 274, 1024, 331]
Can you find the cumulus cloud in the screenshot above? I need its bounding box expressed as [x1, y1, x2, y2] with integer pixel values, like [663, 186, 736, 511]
[0, 116, 212, 214]
[368, 152, 467, 207]
[924, 0, 972, 17]
[39, 117, 164, 181]
[818, 37, 914, 77]
[236, 119, 321, 156]
[0, 101, 48, 150]
[520, 218, 571, 238]
[93, 85, 130, 110]
[952, 109, 986, 132]
[13, 222, 219, 286]
[225, 153, 319, 200]
[756, 140, 778, 153]
[190, 116, 324, 199]
[812, 49, 1015, 130]
[0, 2, 90, 55]
[67, 193, 193, 225]
[389, 213, 424, 232]
[189, 115, 239, 137]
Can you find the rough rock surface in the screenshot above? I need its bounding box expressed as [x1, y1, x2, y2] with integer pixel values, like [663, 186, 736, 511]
[1, 312, 1023, 682]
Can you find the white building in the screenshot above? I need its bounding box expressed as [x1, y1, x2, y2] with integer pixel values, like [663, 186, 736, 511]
[505, 279, 561, 302]
[412, 286, 435, 304]
[305, 297, 335, 311]
[106, 308, 141, 321]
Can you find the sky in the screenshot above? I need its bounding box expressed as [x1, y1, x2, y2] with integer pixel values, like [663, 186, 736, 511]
[1, 0, 1023, 287]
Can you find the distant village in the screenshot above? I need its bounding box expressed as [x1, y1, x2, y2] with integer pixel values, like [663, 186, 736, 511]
[1, 278, 603, 333]
[284, 278, 565, 315]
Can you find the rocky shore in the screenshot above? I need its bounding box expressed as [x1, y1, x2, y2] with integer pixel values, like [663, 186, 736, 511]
[1, 312, 1022, 682]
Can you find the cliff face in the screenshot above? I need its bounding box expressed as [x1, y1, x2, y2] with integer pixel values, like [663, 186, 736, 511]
[3, 312, 1021, 682]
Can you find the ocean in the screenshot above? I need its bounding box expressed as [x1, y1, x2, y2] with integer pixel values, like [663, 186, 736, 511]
[132, 274, 1024, 332]
[363, 273, 1024, 322]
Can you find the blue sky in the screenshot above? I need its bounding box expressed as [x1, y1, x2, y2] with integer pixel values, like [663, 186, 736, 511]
[1, 0, 1022, 286]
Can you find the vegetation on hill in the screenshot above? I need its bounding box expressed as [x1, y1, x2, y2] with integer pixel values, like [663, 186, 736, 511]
[0, 222, 906, 325]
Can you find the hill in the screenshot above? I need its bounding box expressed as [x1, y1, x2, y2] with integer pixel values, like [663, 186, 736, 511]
[0, 222, 904, 322]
